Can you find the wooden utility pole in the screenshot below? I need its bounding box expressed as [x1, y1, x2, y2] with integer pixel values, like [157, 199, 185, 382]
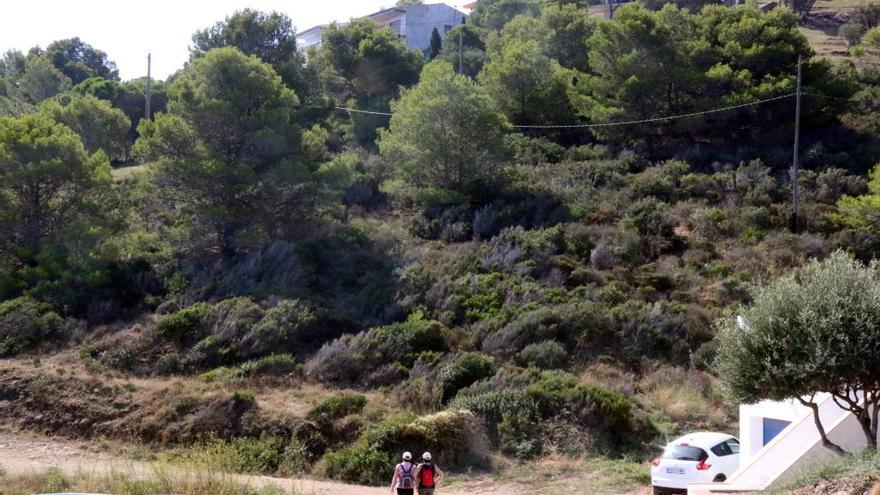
[791, 55, 802, 232]
[145, 52, 153, 121]
[458, 27, 463, 74]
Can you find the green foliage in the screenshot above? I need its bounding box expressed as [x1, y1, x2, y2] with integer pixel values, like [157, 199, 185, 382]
[40, 93, 130, 160]
[323, 410, 489, 485]
[471, 0, 542, 31]
[438, 352, 497, 404]
[715, 251, 880, 448]
[579, 4, 817, 148]
[517, 340, 568, 369]
[20, 56, 71, 102]
[311, 19, 423, 146]
[191, 9, 312, 100]
[379, 60, 511, 200]
[154, 302, 210, 341]
[134, 47, 309, 257]
[0, 297, 71, 356]
[525, 370, 634, 432]
[306, 313, 449, 386]
[307, 394, 368, 423]
[839, 23, 865, 48]
[429, 28, 443, 59]
[0, 113, 111, 265]
[479, 21, 579, 127]
[45, 38, 118, 85]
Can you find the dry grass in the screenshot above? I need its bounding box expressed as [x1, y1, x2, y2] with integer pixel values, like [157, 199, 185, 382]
[112, 162, 153, 180]
[636, 365, 733, 434]
[0, 465, 295, 495]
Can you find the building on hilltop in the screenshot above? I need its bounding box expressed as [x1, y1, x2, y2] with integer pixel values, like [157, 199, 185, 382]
[296, 3, 468, 55]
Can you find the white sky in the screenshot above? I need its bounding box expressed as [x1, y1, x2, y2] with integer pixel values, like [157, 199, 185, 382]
[0, 0, 447, 81]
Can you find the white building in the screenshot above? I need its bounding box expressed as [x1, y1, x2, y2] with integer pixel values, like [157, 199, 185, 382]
[296, 3, 468, 55]
[688, 394, 879, 494]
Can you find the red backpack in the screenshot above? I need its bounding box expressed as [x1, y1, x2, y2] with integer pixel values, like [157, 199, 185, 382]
[420, 463, 436, 487]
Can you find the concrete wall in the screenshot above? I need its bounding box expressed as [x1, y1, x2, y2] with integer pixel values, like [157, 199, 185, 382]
[401, 4, 466, 53]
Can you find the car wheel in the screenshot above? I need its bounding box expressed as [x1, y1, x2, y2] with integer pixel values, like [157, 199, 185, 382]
[713, 474, 727, 482]
[653, 488, 666, 495]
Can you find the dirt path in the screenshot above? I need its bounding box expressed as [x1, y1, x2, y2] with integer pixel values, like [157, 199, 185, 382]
[0, 432, 651, 495]
[0, 432, 388, 495]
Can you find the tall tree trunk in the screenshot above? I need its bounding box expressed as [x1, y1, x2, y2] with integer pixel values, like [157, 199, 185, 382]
[798, 398, 848, 456]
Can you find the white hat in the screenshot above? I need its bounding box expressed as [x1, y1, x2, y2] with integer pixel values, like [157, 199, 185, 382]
[422, 452, 432, 461]
[403, 451, 413, 460]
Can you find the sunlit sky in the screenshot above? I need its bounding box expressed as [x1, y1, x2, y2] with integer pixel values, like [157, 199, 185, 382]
[1, 0, 469, 81]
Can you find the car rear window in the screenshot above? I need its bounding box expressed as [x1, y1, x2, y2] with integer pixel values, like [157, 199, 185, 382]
[663, 445, 709, 461]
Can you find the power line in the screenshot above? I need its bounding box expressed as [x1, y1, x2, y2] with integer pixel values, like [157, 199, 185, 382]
[335, 93, 797, 129]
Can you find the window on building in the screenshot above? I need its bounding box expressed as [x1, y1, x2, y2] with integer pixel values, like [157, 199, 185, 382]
[444, 24, 453, 34]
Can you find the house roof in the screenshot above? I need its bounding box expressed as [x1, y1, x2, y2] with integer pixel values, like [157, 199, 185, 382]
[367, 7, 407, 19]
[298, 24, 326, 37]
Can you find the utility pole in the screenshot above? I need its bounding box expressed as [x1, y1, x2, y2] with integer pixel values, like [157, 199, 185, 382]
[606, 0, 614, 19]
[458, 27, 463, 74]
[791, 55, 802, 232]
[145, 52, 152, 121]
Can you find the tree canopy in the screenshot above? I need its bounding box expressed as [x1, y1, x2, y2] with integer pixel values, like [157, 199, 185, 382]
[45, 38, 119, 85]
[0, 114, 111, 264]
[715, 250, 880, 452]
[133, 47, 308, 257]
[379, 60, 511, 199]
[191, 9, 311, 98]
[40, 93, 131, 161]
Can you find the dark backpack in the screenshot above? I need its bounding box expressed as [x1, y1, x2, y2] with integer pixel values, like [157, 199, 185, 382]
[399, 462, 415, 488]
[420, 463, 436, 487]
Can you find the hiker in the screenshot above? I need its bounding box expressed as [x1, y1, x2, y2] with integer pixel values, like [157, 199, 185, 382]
[391, 451, 418, 495]
[415, 451, 444, 495]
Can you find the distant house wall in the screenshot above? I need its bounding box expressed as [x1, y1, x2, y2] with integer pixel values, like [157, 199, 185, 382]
[296, 26, 324, 50]
[296, 3, 468, 57]
[397, 4, 467, 54]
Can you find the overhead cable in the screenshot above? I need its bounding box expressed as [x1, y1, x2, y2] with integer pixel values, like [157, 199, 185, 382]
[336, 92, 797, 129]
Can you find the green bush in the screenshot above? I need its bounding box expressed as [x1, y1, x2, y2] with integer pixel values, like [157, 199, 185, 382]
[238, 299, 318, 359]
[0, 297, 71, 357]
[517, 340, 568, 369]
[237, 354, 298, 377]
[525, 370, 633, 432]
[307, 394, 368, 424]
[306, 313, 449, 386]
[154, 302, 210, 341]
[323, 409, 489, 485]
[438, 352, 496, 404]
[449, 389, 539, 441]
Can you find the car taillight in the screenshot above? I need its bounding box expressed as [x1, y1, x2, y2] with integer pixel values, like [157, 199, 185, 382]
[696, 460, 712, 471]
[650, 457, 661, 467]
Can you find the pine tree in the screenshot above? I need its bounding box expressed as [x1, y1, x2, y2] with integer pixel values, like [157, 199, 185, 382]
[429, 28, 443, 59]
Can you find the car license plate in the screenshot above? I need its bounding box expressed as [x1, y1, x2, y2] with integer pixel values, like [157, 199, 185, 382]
[666, 466, 685, 475]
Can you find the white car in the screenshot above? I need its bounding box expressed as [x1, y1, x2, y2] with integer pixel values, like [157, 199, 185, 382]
[650, 432, 740, 495]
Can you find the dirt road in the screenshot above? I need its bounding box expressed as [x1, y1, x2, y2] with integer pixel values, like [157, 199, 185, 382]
[0, 432, 651, 495]
[0, 432, 387, 495]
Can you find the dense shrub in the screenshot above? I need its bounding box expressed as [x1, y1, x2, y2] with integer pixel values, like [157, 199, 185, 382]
[438, 352, 497, 404]
[322, 410, 489, 485]
[525, 370, 633, 433]
[237, 299, 320, 359]
[449, 389, 540, 440]
[154, 302, 210, 342]
[517, 340, 568, 369]
[306, 313, 449, 386]
[482, 303, 611, 356]
[307, 394, 368, 424]
[0, 297, 72, 356]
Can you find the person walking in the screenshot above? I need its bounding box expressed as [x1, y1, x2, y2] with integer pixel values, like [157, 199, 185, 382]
[415, 452, 444, 495]
[391, 451, 418, 495]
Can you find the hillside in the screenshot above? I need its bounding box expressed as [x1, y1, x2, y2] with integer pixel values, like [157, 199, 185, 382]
[2, 0, 880, 493]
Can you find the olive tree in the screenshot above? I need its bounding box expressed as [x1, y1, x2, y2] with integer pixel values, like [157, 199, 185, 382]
[715, 250, 880, 454]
